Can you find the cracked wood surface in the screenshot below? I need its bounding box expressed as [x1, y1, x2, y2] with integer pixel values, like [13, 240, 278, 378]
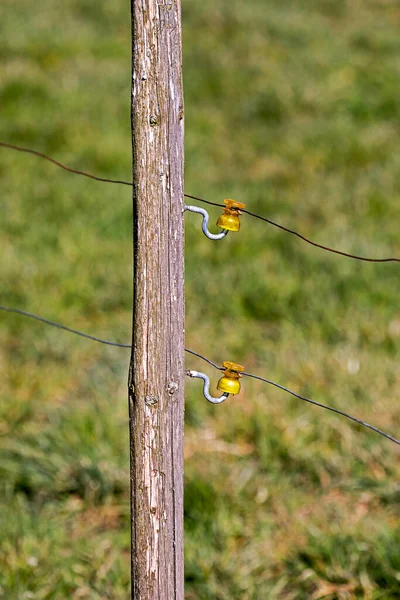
[128, 1, 184, 598]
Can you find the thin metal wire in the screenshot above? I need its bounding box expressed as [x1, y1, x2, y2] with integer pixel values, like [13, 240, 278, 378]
[0, 305, 131, 348]
[0, 141, 133, 187]
[241, 371, 400, 447]
[2, 141, 399, 263]
[186, 192, 400, 263]
[240, 208, 400, 264]
[183, 194, 223, 209]
[1, 304, 399, 446]
[0, 305, 223, 370]
[184, 348, 224, 370]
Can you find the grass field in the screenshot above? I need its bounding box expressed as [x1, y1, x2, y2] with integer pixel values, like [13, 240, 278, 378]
[1, 0, 400, 598]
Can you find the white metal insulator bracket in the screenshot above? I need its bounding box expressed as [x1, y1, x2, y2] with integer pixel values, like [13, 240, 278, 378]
[184, 205, 229, 241]
[186, 370, 229, 404]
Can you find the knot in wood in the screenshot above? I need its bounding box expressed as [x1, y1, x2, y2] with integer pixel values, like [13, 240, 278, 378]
[168, 381, 178, 395]
[145, 395, 159, 407]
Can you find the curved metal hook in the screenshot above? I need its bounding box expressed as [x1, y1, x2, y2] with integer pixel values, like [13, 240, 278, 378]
[184, 205, 229, 241]
[186, 370, 229, 404]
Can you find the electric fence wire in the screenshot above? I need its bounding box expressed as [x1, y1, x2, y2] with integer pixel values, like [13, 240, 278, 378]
[241, 371, 400, 447]
[1, 141, 400, 264]
[0, 305, 131, 348]
[1, 304, 399, 447]
[0, 141, 133, 188]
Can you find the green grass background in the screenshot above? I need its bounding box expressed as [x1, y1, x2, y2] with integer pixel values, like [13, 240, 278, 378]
[1, 0, 400, 598]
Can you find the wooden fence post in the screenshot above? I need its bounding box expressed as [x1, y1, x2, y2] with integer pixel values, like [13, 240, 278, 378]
[128, 1, 185, 598]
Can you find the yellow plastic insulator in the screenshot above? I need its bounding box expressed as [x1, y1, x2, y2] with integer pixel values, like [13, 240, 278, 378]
[216, 199, 246, 232]
[217, 361, 245, 395]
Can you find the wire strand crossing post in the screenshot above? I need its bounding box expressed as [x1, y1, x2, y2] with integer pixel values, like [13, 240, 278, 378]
[128, 1, 185, 598]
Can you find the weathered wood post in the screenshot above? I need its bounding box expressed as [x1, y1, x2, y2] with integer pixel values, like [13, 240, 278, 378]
[128, 1, 185, 598]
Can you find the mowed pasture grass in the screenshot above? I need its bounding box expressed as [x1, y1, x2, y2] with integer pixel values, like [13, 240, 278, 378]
[1, 0, 400, 598]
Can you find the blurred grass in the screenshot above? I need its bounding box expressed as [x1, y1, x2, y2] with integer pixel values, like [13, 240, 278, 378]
[1, 0, 400, 598]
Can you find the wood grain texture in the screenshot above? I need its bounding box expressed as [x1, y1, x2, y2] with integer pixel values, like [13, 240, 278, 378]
[128, 1, 184, 598]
